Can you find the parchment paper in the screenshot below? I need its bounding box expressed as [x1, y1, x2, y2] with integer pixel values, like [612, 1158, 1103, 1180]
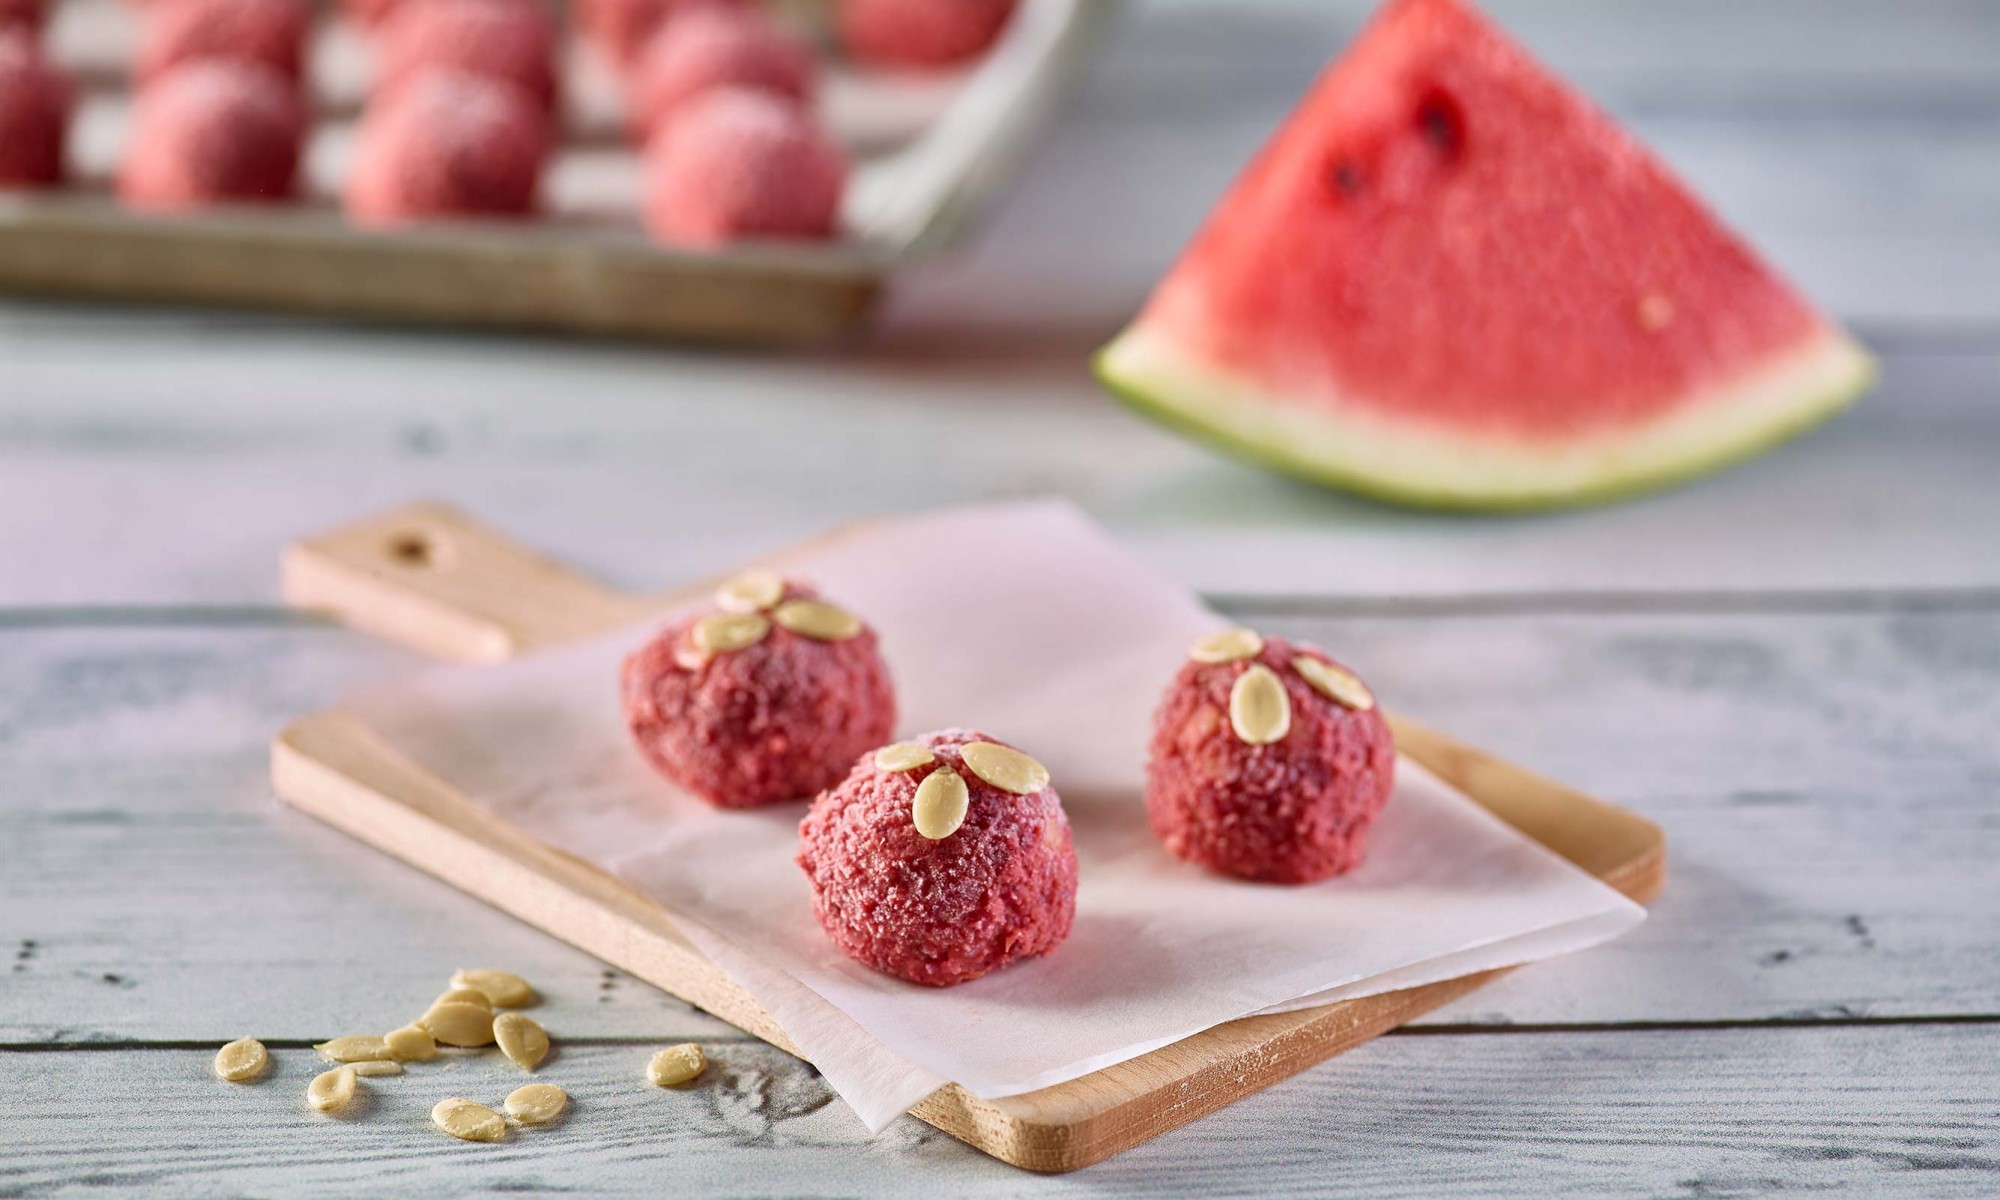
[346, 500, 1645, 1131]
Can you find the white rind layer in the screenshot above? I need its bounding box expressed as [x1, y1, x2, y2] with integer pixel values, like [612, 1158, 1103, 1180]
[1098, 324, 1875, 511]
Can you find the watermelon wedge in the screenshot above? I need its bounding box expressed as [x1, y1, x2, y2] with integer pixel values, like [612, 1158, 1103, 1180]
[1096, 0, 1873, 511]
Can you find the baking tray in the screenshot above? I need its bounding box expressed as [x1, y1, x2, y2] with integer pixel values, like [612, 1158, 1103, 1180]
[0, 0, 1118, 342]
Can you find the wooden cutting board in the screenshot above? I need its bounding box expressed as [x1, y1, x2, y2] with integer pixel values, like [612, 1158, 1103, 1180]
[270, 502, 1667, 1172]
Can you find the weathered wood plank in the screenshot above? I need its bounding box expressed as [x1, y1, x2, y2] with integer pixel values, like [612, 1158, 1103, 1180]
[3, 1026, 1996, 1195]
[4, 605, 1995, 1043]
[0, 338, 1996, 605]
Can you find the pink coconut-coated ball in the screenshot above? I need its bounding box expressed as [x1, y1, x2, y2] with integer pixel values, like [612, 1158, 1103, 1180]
[0, 0, 46, 35]
[0, 33, 69, 189]
[118, 60, 302, 210]
[797, 728, 1078, 987]
[628, 5, 813, 142]
[377, 0, 558, 112]
[838, 0, 1016, 69]
[339, 0, 402, 30]
[574, 0, 739, 67]
[345, 69, 548, 225]
[135, 0, 310, 85]
[621, 579, 895, 809]
[642, 87, 845, 246]
[1145, 635, 1395, 884]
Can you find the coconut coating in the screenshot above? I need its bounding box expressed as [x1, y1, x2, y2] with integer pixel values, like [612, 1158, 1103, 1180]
[377, 0, 559, 112]
[1146, 635, 1394, 884]
[838, 0, 1017, 70]
[621, 580, 894, 809]
[575, 0, 742, 66]
[0, 34, 68, 189]
[136, 0, 309, 85]
[628, 5, 813, 142]
[118, 61, 302, 210]
[642, 87, 845, 246]
[797, 729, 1078, 987]
[344, 70, 547, 225]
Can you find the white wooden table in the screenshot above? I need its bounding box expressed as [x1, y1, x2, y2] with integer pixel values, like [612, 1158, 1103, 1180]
[5, 1, 1999, 1194]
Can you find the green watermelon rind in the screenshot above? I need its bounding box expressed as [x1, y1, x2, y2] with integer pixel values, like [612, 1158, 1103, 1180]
[1096, 328, 1876, 513]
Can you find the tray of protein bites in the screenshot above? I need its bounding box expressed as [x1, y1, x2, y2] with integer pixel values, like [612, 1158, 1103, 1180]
[0, 0, 1114, 342]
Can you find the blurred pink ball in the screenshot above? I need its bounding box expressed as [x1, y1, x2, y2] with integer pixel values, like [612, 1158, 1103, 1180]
[575, 0, 740, 67]
[838, 0, 1016, 69]
[346, 69, 548, 226]
[136, 0, 311, 86]
[377, 0, 558, 112]
[338, 0, 401, 30]
[118, 60, 303, 210]
[0, 32, 69, 189]
[0, 0, 46, 36]
[643, 87, 845, 247]
[628, 5, 812, 142]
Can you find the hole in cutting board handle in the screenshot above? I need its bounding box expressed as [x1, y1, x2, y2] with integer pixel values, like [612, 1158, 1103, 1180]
[386, 530, 446, 570]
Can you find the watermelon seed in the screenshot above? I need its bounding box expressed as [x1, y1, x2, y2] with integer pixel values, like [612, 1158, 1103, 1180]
[1328, 160, 1365, 197]
[1416, 92, 1464, 158]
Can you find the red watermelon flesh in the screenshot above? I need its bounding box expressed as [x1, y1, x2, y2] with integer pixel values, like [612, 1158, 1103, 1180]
[1096, 0, 1872, 510]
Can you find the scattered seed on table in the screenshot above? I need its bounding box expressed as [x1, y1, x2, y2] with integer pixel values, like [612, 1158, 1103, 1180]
[450, 968, 536, 1008]
[494, 1011, 549, 1070]
[504, 1083, 567, 1125]
[213, 1037, 267, 1082]
[315, 1035, 392, 1063]
[647, 1043, 706, 1087]
[385, 1024, 437, 1062]
[432, 1097, 506, 1142]
[308, 1066, 358, 1115]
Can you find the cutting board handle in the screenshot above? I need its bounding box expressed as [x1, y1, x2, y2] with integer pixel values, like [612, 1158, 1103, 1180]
[282, 501, 658, 662]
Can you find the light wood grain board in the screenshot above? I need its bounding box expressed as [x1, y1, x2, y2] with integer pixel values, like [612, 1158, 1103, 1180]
[263, 502, 1665, 1170]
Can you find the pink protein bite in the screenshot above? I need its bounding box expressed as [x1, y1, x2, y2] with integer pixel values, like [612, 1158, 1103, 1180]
[575, 0, 740, 66]
[339, 0, 403, 31]
[838, 0, 1016, 70]
[0, 0, 46, 35]
[376, 0, 558, 112]
[0, 33, 69, 189]
[118, 60, 302, 210]
[628, 5, 813, 142]
[135, 0, 310, 85]
[345, 70, 548, 225]
[642, 87, 845, 247]
[797, 728, 1078, 987]
[1145, 630, 1395, 884]
[621, 575, 895, 809]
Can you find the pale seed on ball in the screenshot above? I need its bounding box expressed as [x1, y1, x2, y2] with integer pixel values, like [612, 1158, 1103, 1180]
[874, 743, 935, 772]
[960, 742, 1049, 795]
[1190, 627, 1264, 664]
[1229, 664, 1292, 745]
[912, 767, 970, 840]
[771, 599, 861, 642]
[1292, 655, 1376, 711]
[692, 611, 770, 654]
[714, 568, 784, 613]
